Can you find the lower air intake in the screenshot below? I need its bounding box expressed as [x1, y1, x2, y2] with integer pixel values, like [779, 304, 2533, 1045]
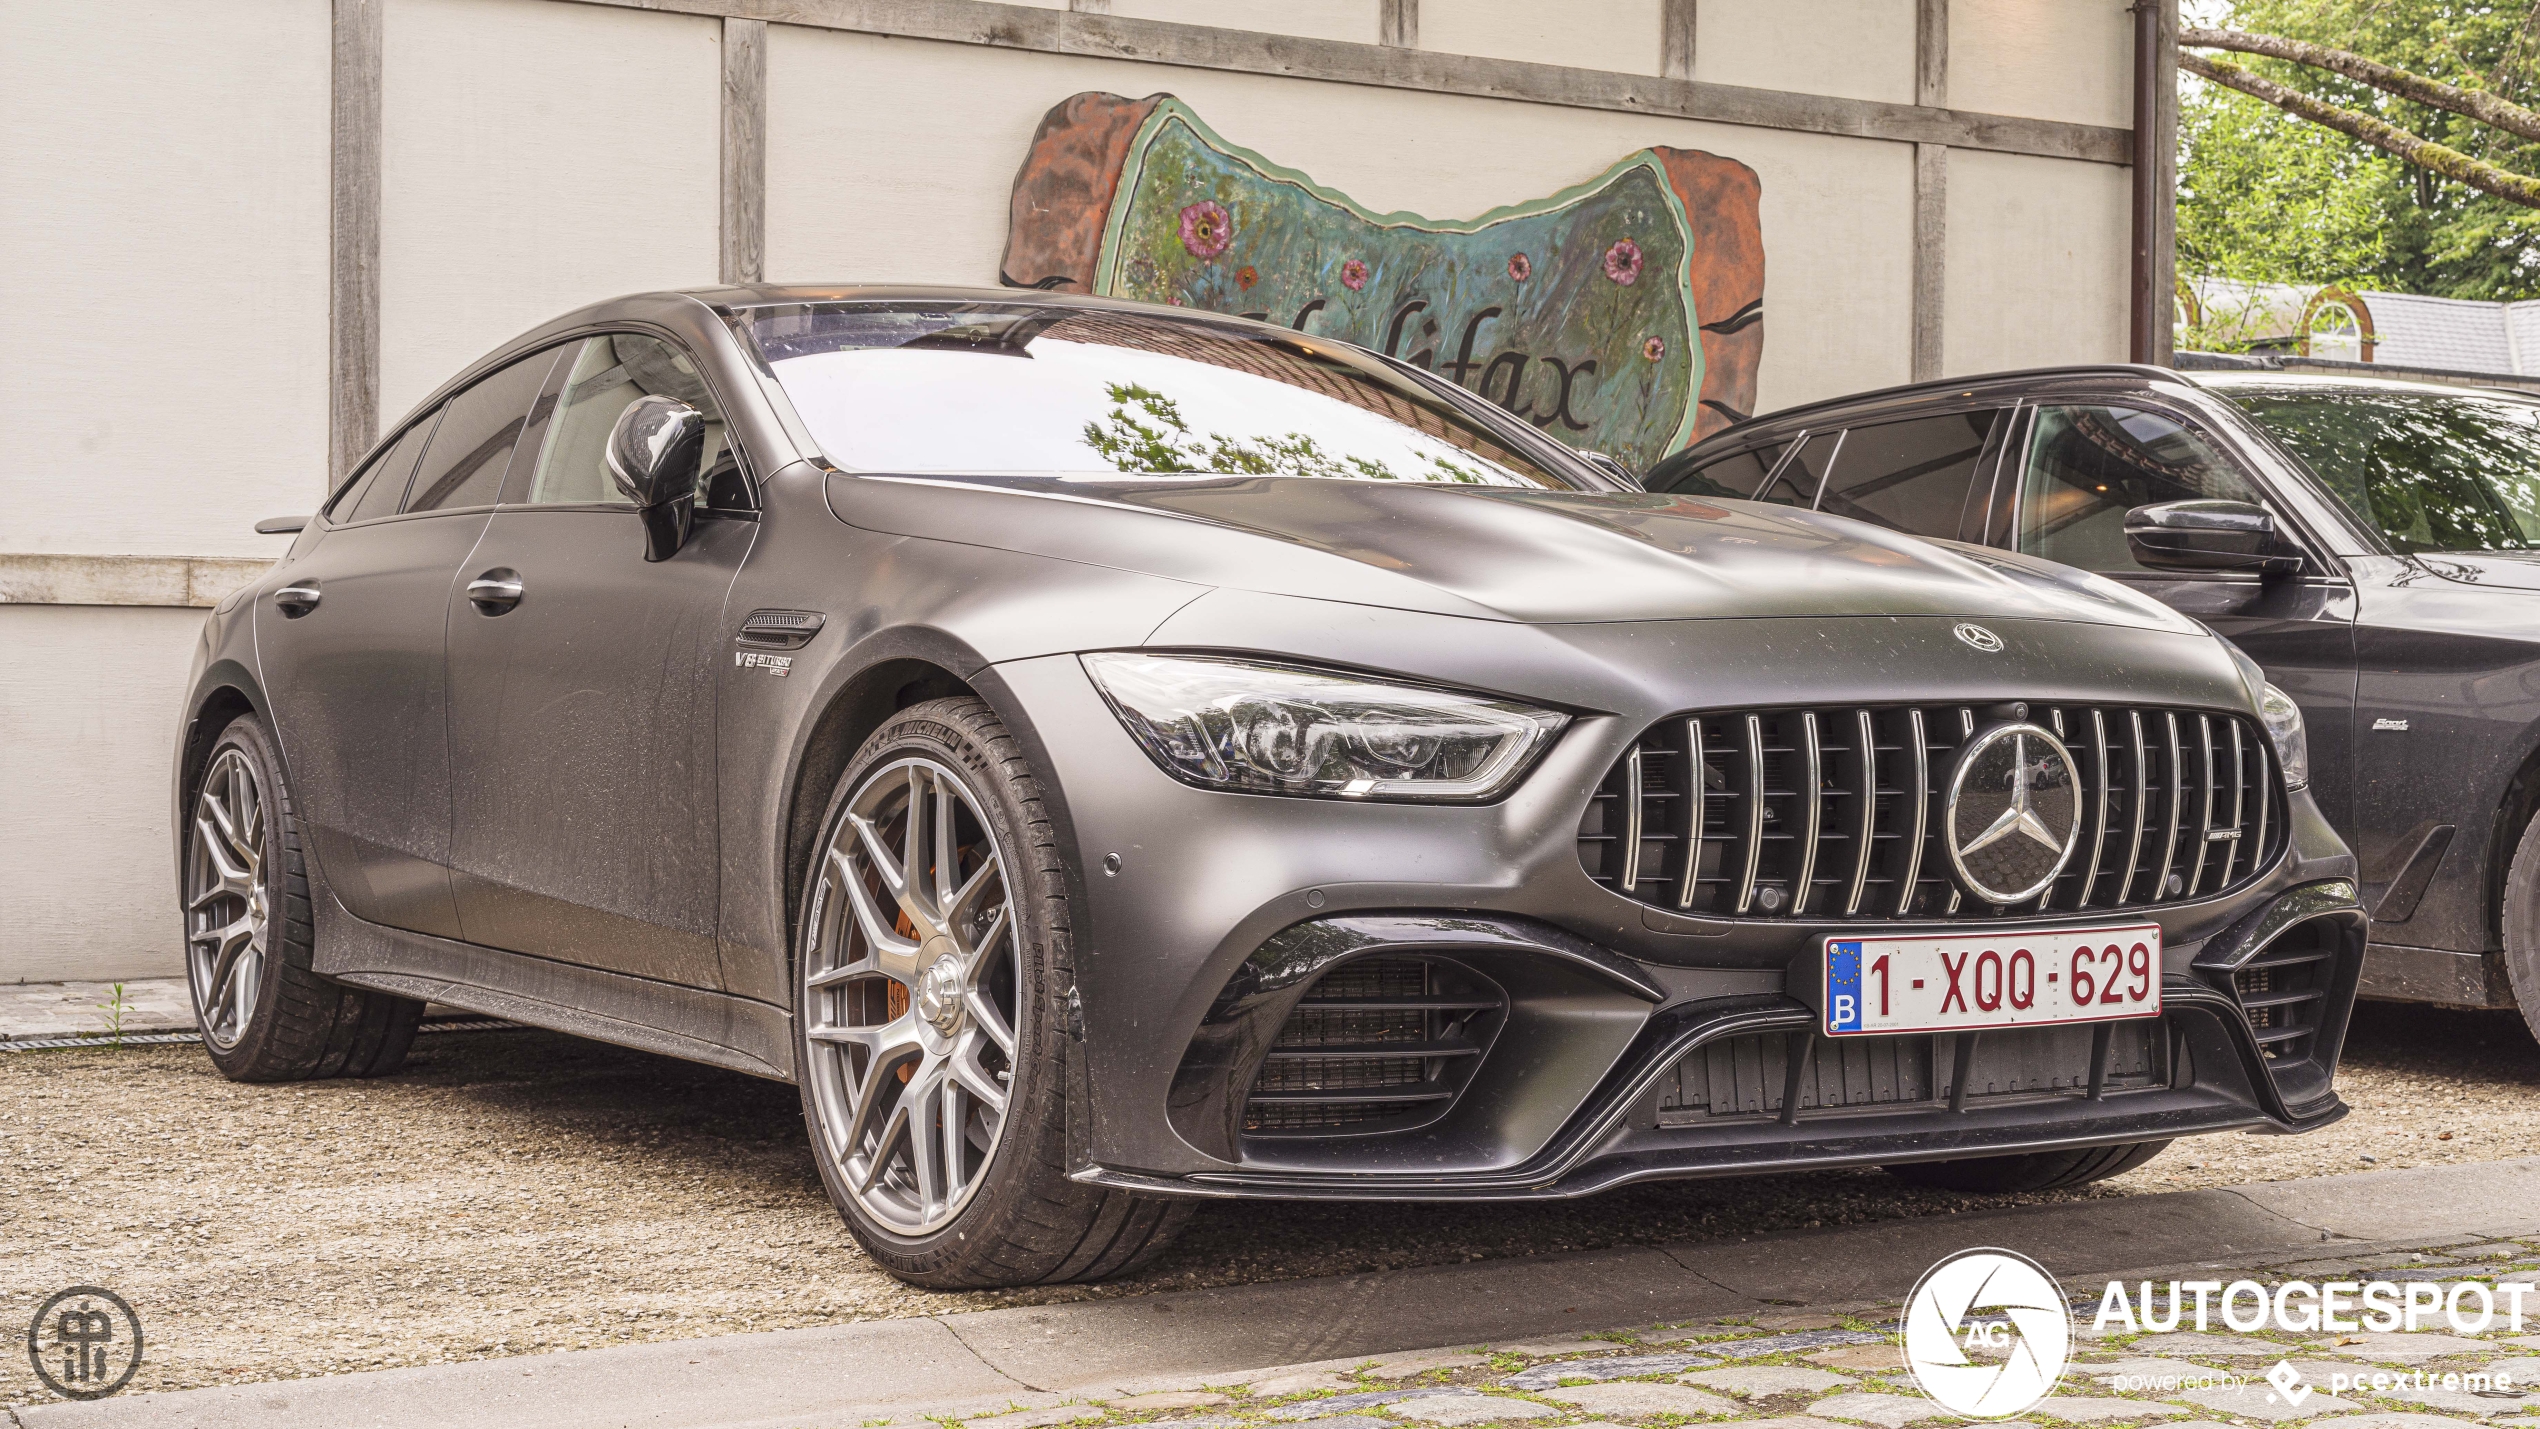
[1243, 956, 1504, 1137]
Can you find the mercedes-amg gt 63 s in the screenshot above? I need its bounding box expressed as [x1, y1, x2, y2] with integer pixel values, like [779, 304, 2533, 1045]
[180, 288, 2363, 1288]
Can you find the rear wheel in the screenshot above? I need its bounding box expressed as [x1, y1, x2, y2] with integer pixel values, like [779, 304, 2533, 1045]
[184, 713, 423, 1082]
[2497, 808, 2540, 1045]
[794, 697, 1190, 1288]
[1883, 1139, 2171, 1194]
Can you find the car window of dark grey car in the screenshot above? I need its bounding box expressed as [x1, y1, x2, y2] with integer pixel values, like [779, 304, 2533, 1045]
[331, 412, 439, 525]
[1756, 430, 1840, 507]
[2224, 387, 2540, 553]
[403, 348, 564, 513]
[1646, 439, 1789, 498]
[1818, 409, 2004, 538]
[743, 303, 1580, 488]
[2016, 405, 2269, 573]
[517, 333, 749, 509]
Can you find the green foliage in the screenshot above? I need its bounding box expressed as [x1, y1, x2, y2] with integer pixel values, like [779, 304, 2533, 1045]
[2181, 0, 2540, 300]
[1079, 383, 1490, 484]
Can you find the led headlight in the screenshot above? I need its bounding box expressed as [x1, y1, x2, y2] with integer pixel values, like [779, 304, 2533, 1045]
[1082, 652, 1566, 803]
[2259, 682, 2310, 792]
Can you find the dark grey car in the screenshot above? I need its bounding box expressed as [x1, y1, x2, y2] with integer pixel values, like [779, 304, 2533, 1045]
[1649, 366, 2540, 1046]
[179, 290, 2362, 1289]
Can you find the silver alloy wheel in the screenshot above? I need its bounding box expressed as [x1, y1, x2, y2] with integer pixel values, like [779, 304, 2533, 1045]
[803, 755, 1021, 1237]
[186, 747, 268, 1049]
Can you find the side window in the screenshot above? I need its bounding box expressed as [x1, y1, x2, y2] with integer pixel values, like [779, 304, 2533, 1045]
[403, 349, 564, 513]
[1818, 410, 2004, 539]
[332, 413, 440, 524]
[1757, 431, 1839, 507]
[2017, 406, 2268, 574]
[518, 334, 745, 508]
[1649, 441, 1787, 499]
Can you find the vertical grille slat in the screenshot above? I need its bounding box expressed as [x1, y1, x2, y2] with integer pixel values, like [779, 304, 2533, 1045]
[1584, 701, 2285, 921]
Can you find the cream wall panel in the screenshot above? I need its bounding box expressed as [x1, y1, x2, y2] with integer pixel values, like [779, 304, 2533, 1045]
[1109, 0, 1377, 45]
[1949, 0, 2134, 130]
[380, 0, 720, 420]
[1693, 2, 1914, 105]
[1942, 148, 2130, 376]
[0, 606, 206, 982]
[0, 0, 329, 558]
[1417, 0, 1659, 75]
[767, 27, 1914, 411]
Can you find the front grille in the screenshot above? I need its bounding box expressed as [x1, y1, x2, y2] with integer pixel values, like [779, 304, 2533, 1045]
[1243, 956, 1503, 1137]
[1580, 703, 2283, 920]
[1656, 1021, 2167, 1122]
[2233, 937, 2335, 1063]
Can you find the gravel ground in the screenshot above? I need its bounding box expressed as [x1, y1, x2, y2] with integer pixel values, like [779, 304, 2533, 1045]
[3, 999, 2535, 1406]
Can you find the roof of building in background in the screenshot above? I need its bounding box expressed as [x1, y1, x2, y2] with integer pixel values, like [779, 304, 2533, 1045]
[2181, 275, 2540, 377]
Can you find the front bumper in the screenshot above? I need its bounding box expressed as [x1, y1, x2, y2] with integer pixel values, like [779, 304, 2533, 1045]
[982, 615, 2363, 1201]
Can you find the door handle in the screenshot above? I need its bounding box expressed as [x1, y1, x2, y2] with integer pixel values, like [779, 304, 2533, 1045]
[272, 582, 321, 617]
[466, 569, 524, 614]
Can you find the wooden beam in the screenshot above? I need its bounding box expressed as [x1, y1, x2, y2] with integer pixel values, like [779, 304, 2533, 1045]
[1660, 0, 1695, 81]
[720, 16, 767, 284]
[1380, 0, 1416, 49]
[1912, 0, 1947, 381]
[569, 0, 2131, 164]
[2149, 0, 2179, 366]
[330, 0, 383, 487]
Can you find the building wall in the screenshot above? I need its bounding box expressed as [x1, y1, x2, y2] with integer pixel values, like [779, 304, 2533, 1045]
[0, 0, 2147, 983]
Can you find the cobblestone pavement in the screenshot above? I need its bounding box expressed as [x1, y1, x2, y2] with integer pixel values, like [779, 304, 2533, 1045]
[4, 1000, 2535, 1405]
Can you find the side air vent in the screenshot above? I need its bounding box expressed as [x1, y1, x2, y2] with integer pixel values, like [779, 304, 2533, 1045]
[1579, 703, 2284, 920]
[2233, 940, 2335, 1063]
[1242, 957, 1504, 1137]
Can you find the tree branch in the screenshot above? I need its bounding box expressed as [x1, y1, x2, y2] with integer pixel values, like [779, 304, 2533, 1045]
[2184, 26, 2540, 144]
[2180, 51, 2540, 209]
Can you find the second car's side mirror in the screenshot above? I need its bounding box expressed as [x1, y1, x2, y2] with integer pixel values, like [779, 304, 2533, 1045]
[605, 395, 707, 562]
[2124, 499, 2304, 577]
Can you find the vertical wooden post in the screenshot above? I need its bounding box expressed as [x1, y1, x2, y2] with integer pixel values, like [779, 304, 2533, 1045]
[720, 17, 767, 286]
[1381, 0, 1418, 49]
[1911, 0, 1948, 383]
[2132, 0, 2179, 366]
[1660, 0, 1696, 80]
[330, 0, 383, 487]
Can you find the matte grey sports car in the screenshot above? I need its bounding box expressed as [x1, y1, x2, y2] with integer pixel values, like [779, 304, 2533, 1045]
[179, 287, 2364, 1289]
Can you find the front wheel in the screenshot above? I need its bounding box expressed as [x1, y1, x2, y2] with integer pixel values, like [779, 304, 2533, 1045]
[2497, 806, 2540, 1046]
[1883, 1140, 2171, 1194]
[793, 697, 1189, 1288]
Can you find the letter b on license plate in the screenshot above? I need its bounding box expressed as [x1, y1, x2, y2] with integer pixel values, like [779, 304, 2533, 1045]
[1823, 925, 2162, 1036]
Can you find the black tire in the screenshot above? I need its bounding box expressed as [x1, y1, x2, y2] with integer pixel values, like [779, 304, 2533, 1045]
[2499, 807, 2540, 1046]
[1883, 1139, 2172, 1194]
[182, 713, 423, 1082]
[792, 696, 1191, 1288]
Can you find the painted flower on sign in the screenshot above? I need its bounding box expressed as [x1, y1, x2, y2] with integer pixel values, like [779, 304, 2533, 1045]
[1340, 258, 1370, 291]
[1604, 238, 1644, 286]
[1508, 252, 1532, 283]
[1643, 336, 1666, 362]
[1179, 200, 1233, 258]
[1235, 265, 1259, 290]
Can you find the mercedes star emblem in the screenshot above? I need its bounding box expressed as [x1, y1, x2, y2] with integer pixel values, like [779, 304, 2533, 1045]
[1945, 722, 2084, 904]
[1954, 622, 2005, 653]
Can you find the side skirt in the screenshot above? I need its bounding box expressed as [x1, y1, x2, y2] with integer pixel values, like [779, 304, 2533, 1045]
[314, 894, 795, 1081]
[2359, 942, 2516, 1010]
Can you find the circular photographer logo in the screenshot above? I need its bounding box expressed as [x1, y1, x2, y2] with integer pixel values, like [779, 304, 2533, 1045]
[1904, 1249, 2070, 1418]
[26, 1286, 142, 1401]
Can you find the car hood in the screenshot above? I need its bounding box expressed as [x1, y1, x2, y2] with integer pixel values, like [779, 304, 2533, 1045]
[826, 472, 2206, 633]
[2416, 551, 2540, 593]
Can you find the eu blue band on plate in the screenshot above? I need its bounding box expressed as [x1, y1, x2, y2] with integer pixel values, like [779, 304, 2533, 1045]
[1826, 939, 1864, 1034]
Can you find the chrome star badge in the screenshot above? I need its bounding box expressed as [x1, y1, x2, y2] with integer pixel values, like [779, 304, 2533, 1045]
[1945, 723, 2083, 904]
[1954, 622, 2005, 653]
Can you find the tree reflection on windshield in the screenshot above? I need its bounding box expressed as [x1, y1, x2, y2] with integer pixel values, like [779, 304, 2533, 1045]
[2230, 387, 2540, 553]
[1079, 383, 1499, 484]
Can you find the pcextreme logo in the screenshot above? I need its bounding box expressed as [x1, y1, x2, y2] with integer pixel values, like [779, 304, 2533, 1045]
[1904, 1248, 2073, 1419]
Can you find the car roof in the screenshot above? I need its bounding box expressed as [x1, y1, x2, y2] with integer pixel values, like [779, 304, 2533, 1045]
[1687, 365, 2179, 452]
[2177, 368, 2540, 403]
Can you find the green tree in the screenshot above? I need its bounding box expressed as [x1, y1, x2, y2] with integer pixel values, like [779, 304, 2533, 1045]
[2180, 0, 2540, 300]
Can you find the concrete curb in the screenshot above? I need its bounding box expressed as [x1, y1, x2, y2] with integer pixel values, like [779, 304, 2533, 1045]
[20, 1157, 2540, 1429]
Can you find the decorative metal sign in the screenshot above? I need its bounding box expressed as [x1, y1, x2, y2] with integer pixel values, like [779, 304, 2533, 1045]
[1003, 94, 1765, 469]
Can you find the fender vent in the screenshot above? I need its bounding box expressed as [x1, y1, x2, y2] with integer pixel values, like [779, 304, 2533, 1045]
[1243, 957, 1503, 1137]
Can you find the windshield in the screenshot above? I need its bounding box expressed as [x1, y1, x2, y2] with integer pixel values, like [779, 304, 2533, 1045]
[741, 302, 1581, 489]
[2224, 385, 2540, 553]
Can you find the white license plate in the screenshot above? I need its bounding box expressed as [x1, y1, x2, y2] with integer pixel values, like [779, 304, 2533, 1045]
[1823, 924, 2163, 1036]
